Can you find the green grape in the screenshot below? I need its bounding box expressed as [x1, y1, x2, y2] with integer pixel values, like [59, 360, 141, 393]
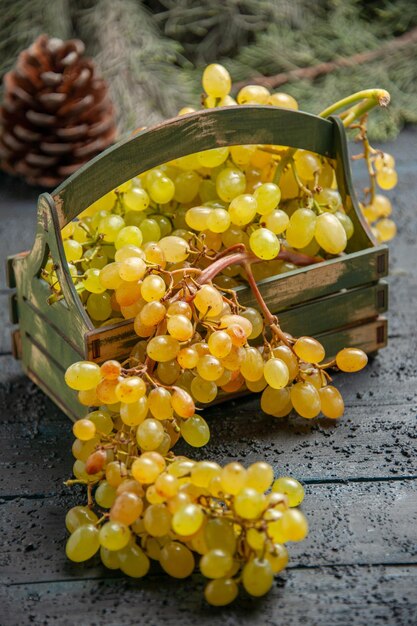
[264, 209, 289, 234]
[216, 168, 246, 203]
[149, 176, 175, 204]
[228, 194, 257, 226]
[250, 228, 280, 260]
[65, 361, 101, 391]
[205, 518, 237, 554]
[66, 524, 100, 562]
[141, 275, 166, 302]
[246, 462, 274, 492]
[290, 381, 321, 418]
[140, 218, 161, 243]
[120, 396, 148, 426]
[202, 63, 231, 97]
[335, 211, 354, 239]
[157, 360, 181, 385]
[123, 186, 150, 211]
[147, 335, 180, 362]
[87, 292, 112, 321]
[154, 215, 172, 238]
[136, 418, 165, 450]
[72, 222, 89, 243]
[234, 488, 266, 519]
[65, 506, 98, 533]
[237, 84, 270, 104]
[98, 214, 125, 243]
[159, 541, 195, 578]
[180, 414, 210, 446]
[272, 476, 305, 506]
[63, 239, 83, 262]
[158, 236, 189, 263]
[204, 578, 238, 606]
[115, 225, 143, 250]
[95, 481, 117, 509]
[144, 503, 172, 537]
[285, 208, 317, 249]
[186, 206, 212, 231]
[87, 411, 114, 435]
[200, 549, 233, 579]
[148, 387, 174, 420]
[190, 376, 218, 404]
[172, 503, 204, 536]
[314, 213, 347, 254]
[99, 521, 131, 550]
[118, 543, 150, 578]
[100, 546, 120, 570]
[197, 147, 229, 168]
[254, 182, 281, 214]
[174, 170, 201, 203]
[207, 208, 231, 233]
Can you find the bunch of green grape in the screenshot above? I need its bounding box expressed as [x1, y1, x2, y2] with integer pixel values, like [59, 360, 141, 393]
[66, 432, 306, 605]
[360, 151, 397, 242]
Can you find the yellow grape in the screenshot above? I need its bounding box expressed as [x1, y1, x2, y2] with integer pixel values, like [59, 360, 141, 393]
[73, 418, 96, 441]
[65, 361, 101, 391]
[177, 347, 199, 369]
[216, 168, 246, 203]
[120, 396, 148, 426]
[197, 147, 229, 168]
[118, 544, 150, 578]
[95, 481, 117, 508]
[264, 209, 289, 234]
[208, 330, 232, 359]
[375, 218, 396, 242]
[285, 208, 317, 249]
[272, 345, 299, 380]
[242, 558, 274, 597]
[180, 414, 210, 446]
[246, 462, 274, 492]
[294, 150, 321, 181]
[158, 236, 189, 263]
[293, 336, 325, 363]
[147, 336, 180, 362]
[194, 284, 224, 318]
[172, 503, 204, 536]
[136, 418, 165, 450]
[200, 549, 233, 579]
[220, 462, 247, 495]
[65, 506, 98, 533]
[263, 358, 289, 389]
[280, 509, 308, 541]
[228, 194, 257, 226]
[191, 461, 221, 488]
[144, 503, 172, 537]
[207, 208, 231, 233]
[167, 314, 194, 341]
[197, 354, 224, 381]
[240, 347, 264, 381]
[174, 170, 201, 203]
[272, 476, 304, 506]
[116, 377, 146, 403]
[99, 521, 131, 551]
[237, 84, 270, 104]
[141, 275, 166, 302]
[132, 454, 164, 484]
[202, 63, 231, 98]
[314, 213, 347, 254]
[204, 578, 238, 606]
[118, 257, 147, 282]
[250, 228, 280, 260]
[336, 347, 368, 372]
[254, 182, 281, 214]
[234, 487, 266, 519]
[110, 492, 143, 525]
[376, 167, 397, 190]
[268, 92, 298, 109]
[290, 381, 321, 419]
[159, 541, 195, 578]
[319, 386, 345, 419]
[205, 518, 237, 553]
[66, 524, 100, 562]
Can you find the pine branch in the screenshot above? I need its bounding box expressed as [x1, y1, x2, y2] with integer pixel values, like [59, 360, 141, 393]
[233, 27, 417, 91]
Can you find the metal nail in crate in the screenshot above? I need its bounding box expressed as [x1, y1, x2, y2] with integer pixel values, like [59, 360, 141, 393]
[7, 106, 388, 420]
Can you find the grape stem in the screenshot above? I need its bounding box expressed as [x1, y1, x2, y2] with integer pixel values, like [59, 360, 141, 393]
[319, 89, 390, 124]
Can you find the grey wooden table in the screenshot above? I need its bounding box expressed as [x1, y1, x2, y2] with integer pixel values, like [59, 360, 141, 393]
[0, 129, 416, 626]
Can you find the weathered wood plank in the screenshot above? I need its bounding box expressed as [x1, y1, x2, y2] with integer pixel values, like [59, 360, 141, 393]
[1, 480, 415, 585]
[1, 565, 416, 626]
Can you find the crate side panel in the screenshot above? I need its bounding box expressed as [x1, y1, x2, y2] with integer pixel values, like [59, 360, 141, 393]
[237, 247, 388, 312]
[22, 338, 85, 421]
[278, 282, 387, 337]
[316, 317, 387, 357]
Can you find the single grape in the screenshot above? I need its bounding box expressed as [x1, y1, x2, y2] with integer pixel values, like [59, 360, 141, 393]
[246, 462, 274, 492]
[73, 418, 96, 441]
[228, 194, 257, 226]
[242, 558, 274, 596]
[95, 481, 117, 509]
[144, 503, 172, 537]
[204, 577, 238, 606]
[136, 419, 165, 451]
[172, 503, 204, 536]
[66, 524, 100, 562]
[65, 506, 98, 533]
[335, 347, 368, 372]
[319, 386, 345, 419]
[216, 168, 246, 203]
[159, 541, 195, 578]
[268, 92, 298, 109]
[202, 64, 231, 98]
[234, 487, 266, 519]
[315, 213, 347, 254]
[290, 381, 321, 418]
[263, 358, 289, 389]
[65, 361, 101, 391]
[250, 228, 280, 260]
[180, 414, 210, 446]
[254, 182, 281, 214]
[237, 84, 270, 104]
[118, 543, 150, 578]
[272, 476, 305, 506]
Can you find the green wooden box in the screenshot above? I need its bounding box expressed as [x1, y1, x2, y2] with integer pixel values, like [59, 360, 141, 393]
[7, 106, 388, 420]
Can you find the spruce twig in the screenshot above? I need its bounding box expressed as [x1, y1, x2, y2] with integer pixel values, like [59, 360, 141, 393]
[233, 27, 417, 91]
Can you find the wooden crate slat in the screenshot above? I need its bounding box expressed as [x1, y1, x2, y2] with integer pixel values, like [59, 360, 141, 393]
[237, 246, 388, 311]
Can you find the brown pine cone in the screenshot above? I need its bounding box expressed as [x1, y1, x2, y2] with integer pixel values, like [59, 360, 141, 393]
[0, 34, 117, 187]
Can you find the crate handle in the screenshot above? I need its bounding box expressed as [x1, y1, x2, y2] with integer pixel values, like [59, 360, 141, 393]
[51, 106, 342, 227]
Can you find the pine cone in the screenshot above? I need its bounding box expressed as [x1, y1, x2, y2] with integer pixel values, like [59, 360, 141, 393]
[0, 34, 117, 187]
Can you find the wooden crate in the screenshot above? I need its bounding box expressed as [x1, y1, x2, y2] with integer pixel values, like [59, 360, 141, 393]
[7, 106, 388, 420]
